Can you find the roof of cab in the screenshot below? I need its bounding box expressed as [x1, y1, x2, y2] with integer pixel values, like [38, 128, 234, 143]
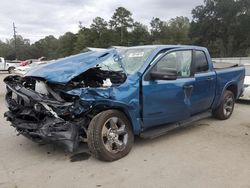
[121, 44, 206, 50]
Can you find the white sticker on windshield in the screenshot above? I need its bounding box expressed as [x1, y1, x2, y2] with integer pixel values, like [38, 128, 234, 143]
[128, 52, 144, 58]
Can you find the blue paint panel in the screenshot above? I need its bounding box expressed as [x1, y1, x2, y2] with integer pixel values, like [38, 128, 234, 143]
[65, 74, 143, 135]
[212, 66, 245, 109]
[142, 78, 195, 129]
[26, 50, 115, 83]
[190, 71, 216, 114]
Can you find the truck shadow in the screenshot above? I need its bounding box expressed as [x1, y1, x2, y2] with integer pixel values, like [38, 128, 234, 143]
[16, 119, 211, 162]
[236, 99, 250, 105]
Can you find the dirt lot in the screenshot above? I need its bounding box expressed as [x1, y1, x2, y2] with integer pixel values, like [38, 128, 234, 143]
[0, 74, 249, 188]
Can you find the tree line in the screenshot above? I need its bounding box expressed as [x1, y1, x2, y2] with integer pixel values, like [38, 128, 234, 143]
[0, 0, 250, 60]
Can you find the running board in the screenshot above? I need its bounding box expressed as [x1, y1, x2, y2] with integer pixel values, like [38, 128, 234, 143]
[140, 111, 212, 139]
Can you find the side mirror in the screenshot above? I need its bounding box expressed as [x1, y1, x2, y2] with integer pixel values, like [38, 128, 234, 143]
[150, 68, 177, 80]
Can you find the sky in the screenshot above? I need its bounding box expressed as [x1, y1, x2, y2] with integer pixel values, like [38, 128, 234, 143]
[0, 0, 204, 43]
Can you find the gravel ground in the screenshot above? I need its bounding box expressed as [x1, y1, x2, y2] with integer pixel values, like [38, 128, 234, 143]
[0, 74, 249, 188]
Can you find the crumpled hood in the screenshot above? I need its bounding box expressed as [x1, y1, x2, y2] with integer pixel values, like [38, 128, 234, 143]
[26, 49, 116, 83]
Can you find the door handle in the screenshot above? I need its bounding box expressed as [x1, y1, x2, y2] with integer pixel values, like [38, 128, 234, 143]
[206, 77, 214, 81]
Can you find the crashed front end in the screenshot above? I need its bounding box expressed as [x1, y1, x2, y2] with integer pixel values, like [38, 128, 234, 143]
[4, 75, 91, 152]
[3, 49, 134, 152]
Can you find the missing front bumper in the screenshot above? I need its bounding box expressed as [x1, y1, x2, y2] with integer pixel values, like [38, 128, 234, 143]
[5, 111, 79, 152]
[3, 75, 92, 152]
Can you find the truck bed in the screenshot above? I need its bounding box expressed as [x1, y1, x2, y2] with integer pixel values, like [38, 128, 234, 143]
[213, 65, 245, 104]
[213, 62, 239, 69]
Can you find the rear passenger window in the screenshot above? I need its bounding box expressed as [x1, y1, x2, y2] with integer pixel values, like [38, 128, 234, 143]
[194, 50, 209, 73]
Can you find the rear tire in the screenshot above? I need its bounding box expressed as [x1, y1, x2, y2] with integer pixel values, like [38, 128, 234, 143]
[87, 110, 134, 161]
[213, 90, 235, 120]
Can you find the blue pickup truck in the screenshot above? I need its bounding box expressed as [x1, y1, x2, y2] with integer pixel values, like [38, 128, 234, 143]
[4, 45, 245, 161]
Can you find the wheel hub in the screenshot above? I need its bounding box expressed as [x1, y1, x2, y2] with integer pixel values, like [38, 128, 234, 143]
[108, 130, 118, 141]
[101, 117, 128, 153]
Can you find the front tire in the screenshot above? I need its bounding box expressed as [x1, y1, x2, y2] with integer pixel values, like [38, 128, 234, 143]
[87, 110, 134, 161]
[213, 90, 235, 120]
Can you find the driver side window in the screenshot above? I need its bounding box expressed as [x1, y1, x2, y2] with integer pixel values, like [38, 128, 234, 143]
[153, 50, 192, 77]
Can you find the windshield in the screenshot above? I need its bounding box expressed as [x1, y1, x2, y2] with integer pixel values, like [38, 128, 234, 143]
[98, 55, 123, 72]
[118, 47, 156, 74]
[98, 47, 156, 74]
[245, 65, 250, 76]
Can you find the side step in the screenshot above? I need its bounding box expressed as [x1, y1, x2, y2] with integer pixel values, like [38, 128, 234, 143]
[140, 111, 212, 139]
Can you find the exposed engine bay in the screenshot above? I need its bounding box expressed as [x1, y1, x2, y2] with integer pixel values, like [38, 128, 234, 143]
[67, 67, 126, 88]
[4, 67, 126, 152]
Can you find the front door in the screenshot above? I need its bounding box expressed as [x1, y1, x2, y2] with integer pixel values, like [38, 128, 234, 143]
[142, 50, 195, 129]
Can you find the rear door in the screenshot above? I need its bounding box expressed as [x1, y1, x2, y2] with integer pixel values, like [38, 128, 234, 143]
[142, 49, 195, 129]
[190, 50, 216, 115]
